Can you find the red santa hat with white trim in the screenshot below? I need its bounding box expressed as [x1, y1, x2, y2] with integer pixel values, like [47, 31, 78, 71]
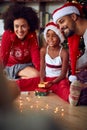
[52, 2, 82, 82]
[68, 34, 80, 82]
[52, 2, 82, 24]
[44, 21, 65, 43]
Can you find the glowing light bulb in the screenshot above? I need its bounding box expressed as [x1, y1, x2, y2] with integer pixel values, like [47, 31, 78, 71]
[45, 104, 49, 109]
[30, 105, 33, 109]
[61, 108, 64, 112]
[41, 108, 44, 111]
[26, 96, 30, 102]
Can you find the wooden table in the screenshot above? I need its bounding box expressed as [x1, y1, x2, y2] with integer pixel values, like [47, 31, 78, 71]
[14, 91, 87, 130]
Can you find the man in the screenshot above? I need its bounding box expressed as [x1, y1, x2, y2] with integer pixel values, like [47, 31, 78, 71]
[52, 2, 87, 105]
[53, 2, 87, 71]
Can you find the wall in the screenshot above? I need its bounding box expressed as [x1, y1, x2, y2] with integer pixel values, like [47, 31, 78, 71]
[46, 3, 64, 14]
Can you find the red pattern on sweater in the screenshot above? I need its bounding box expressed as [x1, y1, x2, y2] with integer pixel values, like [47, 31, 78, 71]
[0, 30, 40, 70]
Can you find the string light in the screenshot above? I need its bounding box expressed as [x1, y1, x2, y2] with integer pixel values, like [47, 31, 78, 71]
[72, 0, 78, 3]
[16, 92, 65, 118]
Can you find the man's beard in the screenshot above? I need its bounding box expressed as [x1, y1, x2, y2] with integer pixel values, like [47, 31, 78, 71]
[64, 29, 75, 38]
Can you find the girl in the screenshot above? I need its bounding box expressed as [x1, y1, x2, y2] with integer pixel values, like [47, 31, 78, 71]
[40, 21, 70, 102]
[40, 21, 86, 106]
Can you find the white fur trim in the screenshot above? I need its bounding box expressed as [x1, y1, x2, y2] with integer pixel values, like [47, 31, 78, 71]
[53, 6, 80, 23]
[44, 25, 65, 43]
[69, 75, 77, 82]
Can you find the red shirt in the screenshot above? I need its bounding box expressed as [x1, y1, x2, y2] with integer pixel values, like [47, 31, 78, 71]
[0, 30, 40, 71]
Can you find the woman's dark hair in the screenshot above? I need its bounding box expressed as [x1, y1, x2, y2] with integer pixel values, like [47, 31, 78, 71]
[2, 4, 39, 32]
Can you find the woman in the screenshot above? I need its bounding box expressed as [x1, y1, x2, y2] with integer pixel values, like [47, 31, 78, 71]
[0, 4, 40, 80]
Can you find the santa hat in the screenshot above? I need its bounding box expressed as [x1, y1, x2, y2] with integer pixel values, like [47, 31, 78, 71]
[68, 34, 81, 82]
[52, 2, 82, 23]
[44, 21, 65, 43]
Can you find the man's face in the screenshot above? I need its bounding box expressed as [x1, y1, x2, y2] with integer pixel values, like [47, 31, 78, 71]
[56, 15, 76, 38]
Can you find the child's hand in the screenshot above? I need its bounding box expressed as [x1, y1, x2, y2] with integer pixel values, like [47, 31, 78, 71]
[38, 82, 48, 88]
[45, 81, 53, 88]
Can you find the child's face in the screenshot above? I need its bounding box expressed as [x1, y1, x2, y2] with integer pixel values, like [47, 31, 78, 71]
[46, 30, 60, 47]
[14, 18, 30, 40]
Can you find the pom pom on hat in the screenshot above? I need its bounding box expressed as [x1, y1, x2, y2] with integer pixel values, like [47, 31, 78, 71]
[52, 2, 82, 23]
[44, 21, 65, 43]
[69, 75, 77, 82]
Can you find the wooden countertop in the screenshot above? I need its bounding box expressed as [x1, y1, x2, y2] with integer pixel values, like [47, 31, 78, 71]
[13, 91, 87, 130]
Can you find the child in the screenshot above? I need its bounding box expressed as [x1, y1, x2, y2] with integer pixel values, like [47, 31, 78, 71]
[40, 21, 70, 102]
[39, 21, 85, 106]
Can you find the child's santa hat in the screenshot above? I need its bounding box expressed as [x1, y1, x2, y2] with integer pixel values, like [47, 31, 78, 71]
[44, 21, 65, 43]
[52, 2, 82, 24]
[52, 2, 82, 82]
